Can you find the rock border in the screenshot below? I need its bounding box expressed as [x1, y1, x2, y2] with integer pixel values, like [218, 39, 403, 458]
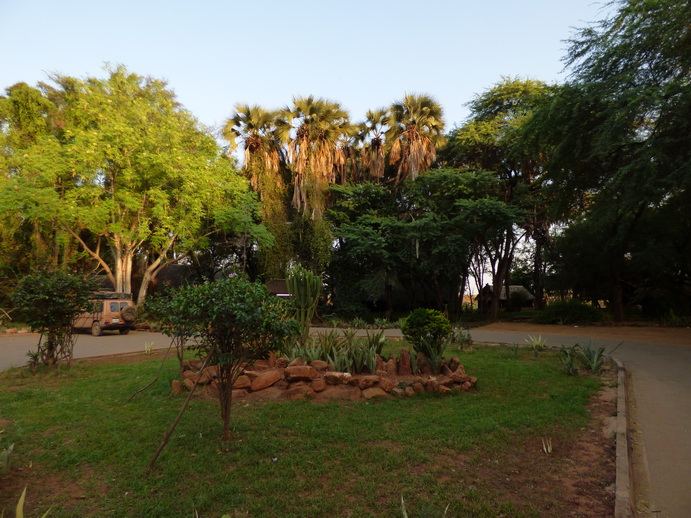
[173, 350, 477, 402]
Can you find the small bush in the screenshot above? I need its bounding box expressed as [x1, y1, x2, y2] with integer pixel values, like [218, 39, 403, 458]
[535, 299, 603, 325]
[12, 271, 98, 366]
[401, 309, 452, 373]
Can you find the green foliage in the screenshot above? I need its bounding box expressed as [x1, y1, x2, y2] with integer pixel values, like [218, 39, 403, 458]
[285, 329, 387, 375]
[525, 0, 691, 319]
[0, 66, 258, 302]
[524, 334, 547, 358]
[401, 309, 452, 373]
[535, 299, 603, 325]
[559, 344, 581, 376]
[12, 271, 98, 366]
[150, 276, 298, 439]
[10, 487, 52, 518]
[576, 342, 607, 375]
[286, 265, 322, 344]
[0, 346, 601, 517]
[0, 442, 13, 474]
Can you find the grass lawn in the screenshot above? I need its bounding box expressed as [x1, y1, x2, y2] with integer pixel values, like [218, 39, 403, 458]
[0, 344, 608, 518]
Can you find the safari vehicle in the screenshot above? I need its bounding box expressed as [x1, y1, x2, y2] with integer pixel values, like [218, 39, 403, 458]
[73, 292, 137, 336]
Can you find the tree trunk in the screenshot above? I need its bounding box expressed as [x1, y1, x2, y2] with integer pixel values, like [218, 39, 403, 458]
[113, 246, 134, 294]
[533, 237, 546, 310]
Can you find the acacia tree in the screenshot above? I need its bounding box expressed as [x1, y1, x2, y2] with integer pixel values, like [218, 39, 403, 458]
[0, 82, 83, 284]
[1, 67, 258, 303]
[445, 78, 552, 318]
[526, 0, 691, 319]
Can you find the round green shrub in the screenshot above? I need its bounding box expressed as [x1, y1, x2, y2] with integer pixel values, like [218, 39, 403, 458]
[401, 308, 452, 347]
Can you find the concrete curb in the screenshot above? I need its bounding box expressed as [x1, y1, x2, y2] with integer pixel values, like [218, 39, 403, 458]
[613, 357, 633, 518]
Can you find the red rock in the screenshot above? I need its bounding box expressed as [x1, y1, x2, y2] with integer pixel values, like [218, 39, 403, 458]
[398, 349, 413, 376]
[358, 375, 380, 390]
[233, 375, 251, 389]
[362, 387, 390, 399]
[276, 357, 290, 368]
[439, 377, 455, 387]
[243, 370, 261, 381]
[284, 365, 318, 382]
[378, 377, 396, 393]
[171, 379, 182, 395]
[311, 378, 327, 392]
[310, 360, 330, 371]
[412, 382, 426, 394]
[404, 386, 416, 397]
[268, 351, 277, 368]
[313, 385, 362, 401]
[385, 358, 397, 378]
[286, 384, 315, 400]
[461, 381, 473, 391]
[253, 359, 270, 370]
[183, 378, 195, 391]
[183, 370, 210, 385]
[232, 389, 248, 399]
[450, 371, 470, 384]
[324, 371, 352, 385]
[391, 387, 405, 397]
[287, 357, 304, 367]
[375, 354, 386, 373]
[426, 379, 439, 393]
[202, 366, 219, 378]
[448, 357, 461, 373]
[438, 385, 452, 394]
[251, 369, 284, 391]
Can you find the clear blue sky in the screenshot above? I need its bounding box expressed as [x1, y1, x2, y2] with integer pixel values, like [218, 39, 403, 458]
[0, 0, 613, 136]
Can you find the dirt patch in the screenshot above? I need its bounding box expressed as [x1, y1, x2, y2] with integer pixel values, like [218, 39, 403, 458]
[426, 373, 617, 517]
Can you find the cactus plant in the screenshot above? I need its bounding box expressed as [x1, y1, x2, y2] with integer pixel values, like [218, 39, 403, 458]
[286, 266, 322, 344]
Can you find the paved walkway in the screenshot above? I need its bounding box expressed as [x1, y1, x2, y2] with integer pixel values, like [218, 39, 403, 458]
[2, 323, 690, 516]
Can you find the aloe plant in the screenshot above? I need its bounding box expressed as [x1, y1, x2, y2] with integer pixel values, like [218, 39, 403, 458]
[577, 342, 607, 374]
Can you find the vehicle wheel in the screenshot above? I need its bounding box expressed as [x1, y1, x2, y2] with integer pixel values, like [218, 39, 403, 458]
[91, 321, 103, 337]
[119, 328, 130, 335]
[121, 306, 137, 322]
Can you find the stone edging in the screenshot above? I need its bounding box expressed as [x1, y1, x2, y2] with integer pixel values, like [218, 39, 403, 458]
[613, 357, 633, 518]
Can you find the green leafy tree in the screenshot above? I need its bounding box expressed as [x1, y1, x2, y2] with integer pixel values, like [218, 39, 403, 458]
[151, 276, 297, 445]
[12, 271, 98, 366]
[526, 0, 691, 319]
[1, 67, 259, 304]
[0, 82, 84, 293]
[445, 78, 553, 317]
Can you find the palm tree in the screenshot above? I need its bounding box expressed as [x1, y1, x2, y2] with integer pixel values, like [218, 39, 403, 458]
[356, 109, 388, 181]
[223, 104, 291, 277]
[223, 104, 284, 194]
[386, 94, 445, 184]
[278, 96, 352, 218]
